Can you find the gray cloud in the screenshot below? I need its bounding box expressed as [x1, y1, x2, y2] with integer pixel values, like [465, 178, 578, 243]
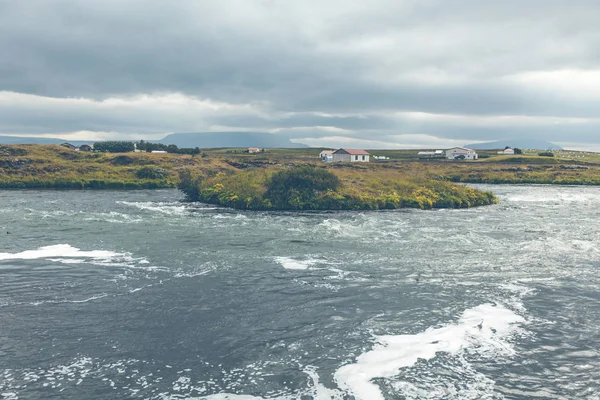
[1, 0, 600, 147]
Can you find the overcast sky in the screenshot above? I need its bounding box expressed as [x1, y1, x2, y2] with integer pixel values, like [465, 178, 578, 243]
[1, 0, 600, 149]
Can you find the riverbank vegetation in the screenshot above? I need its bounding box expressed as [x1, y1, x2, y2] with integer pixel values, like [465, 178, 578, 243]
[0, 144, 224, 189]
[2, 145, 600, 193]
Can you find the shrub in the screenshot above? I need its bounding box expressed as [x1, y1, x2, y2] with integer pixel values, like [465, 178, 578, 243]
[264, 166, 341, 210]
[136, 166, 167, 179]
[93, 141, 135, 153]
[110, 155, 135, 166]
[539, 151, 555, 157]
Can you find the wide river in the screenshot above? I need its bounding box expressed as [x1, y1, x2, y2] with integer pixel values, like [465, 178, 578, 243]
[1, 185, 599, 399]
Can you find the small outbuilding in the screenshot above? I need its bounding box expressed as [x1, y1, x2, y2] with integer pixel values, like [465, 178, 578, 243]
[332, 148, 370, 162]
[248, 148, 262, 153]
[151, 150, 167, 154]
[79, 144, 93, 152]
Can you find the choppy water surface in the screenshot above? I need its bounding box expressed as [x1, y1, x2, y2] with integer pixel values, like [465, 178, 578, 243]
[1, 185, 599, 400]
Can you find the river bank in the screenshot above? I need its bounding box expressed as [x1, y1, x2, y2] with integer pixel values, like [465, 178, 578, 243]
[2, 145, 600, 193]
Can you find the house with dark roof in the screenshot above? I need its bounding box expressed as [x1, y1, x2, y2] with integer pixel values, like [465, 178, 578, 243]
[332, 148, 370, 162]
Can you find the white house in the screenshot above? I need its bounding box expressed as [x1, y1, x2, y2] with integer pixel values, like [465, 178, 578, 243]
[151, 150, 167, 154]
[498, 148, 515, 155]
[446, 147, 478, 160]
[248, 147, 262, 153]
[320, 150, 335, 162]
[332, 148, 370, 162]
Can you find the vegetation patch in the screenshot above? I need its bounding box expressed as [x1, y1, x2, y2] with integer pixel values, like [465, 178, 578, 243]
[136, 166, 168, 179]
[178, 166, 498, 210]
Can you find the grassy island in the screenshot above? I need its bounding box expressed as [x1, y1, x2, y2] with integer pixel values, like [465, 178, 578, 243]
[178, 166, 498, 210]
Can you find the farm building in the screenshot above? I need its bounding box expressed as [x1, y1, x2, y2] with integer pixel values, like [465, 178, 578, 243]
[79, 144, 93, 152]
[320, 150, 335, 162]
[498, 148, 515, 155]
[446, 147, 478, 160]
[248, 148, 262, 153]
[332, 148, 370, 162]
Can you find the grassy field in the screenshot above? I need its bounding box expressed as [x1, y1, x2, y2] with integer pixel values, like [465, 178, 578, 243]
[0, 145, 235, 189]
[1, 144, 600, 190]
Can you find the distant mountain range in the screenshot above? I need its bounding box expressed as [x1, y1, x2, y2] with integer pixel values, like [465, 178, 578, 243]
[465, 139, 563, 150]
[0, 135, 91, 146]
[158, 132, 307, 148]
[0, 132, 307, 149]
[0, 133, 564, 150]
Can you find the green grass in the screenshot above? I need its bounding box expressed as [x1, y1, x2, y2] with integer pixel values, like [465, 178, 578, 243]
[0, 144, 235, 189]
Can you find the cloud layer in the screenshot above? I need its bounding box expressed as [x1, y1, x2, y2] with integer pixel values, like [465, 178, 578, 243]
[1, 0, 600, 148]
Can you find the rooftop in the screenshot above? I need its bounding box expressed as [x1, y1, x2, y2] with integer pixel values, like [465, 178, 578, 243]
[336, 148, 370, 155]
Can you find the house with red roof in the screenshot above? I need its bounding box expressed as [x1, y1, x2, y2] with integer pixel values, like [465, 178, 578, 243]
[332, 148, 370, 162]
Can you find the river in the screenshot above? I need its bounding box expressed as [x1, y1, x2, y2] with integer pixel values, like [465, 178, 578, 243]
[0, 185, 599, 399]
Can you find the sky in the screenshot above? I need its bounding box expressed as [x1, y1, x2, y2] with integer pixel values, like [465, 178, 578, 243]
[1, 0, 600, 149]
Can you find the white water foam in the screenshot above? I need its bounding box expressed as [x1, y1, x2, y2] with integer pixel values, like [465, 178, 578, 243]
[0, 244, 149, 271]
[0, 244, 121, 261]
[118, 201, 187, 215]
[273, 257, 324, 270]
[334, 303, 525, 400]
[505, 191, 599, 203]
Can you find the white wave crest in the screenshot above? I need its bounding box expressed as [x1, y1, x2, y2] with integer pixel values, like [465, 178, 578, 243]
[0, 244, 148, 269]
[118, 201, 187, 215]
[273, 256, 325, 270]
[0, 244, 121, 261]
[334, 303, 525, 400]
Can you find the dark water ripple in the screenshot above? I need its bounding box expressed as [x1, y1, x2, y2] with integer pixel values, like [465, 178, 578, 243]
[0, 186, 599, 399]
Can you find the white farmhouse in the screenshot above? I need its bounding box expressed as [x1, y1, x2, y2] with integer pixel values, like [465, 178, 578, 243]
[320, 149, 335, 162]
[332, 148, 370, 162]
[498, 148, 515, 155]
[446, 147, 478, 160]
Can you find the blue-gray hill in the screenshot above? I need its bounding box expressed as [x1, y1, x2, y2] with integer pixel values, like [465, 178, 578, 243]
[466, 139, 563, 150]
[159, 132, 308, 148]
